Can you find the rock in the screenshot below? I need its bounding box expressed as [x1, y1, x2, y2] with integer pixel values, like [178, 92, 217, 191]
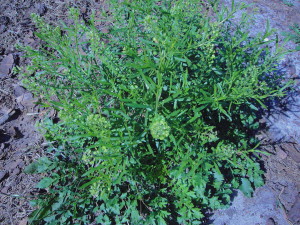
[0, 16, 9, 33]
[0, 112, 9, 125]
[18, 218, 28, 225]
[279, 183, 299, 211]
[0, 130, 10, 143]
[0, 25, 6, 33]
[288, 64, 297, 77]
[266, 218, 276, 225]
[212, 187, 290, 225]
[0, 16, 9, 26]
[5, 159, 24, 171]
[17, 159, 25, 168]
[14, 86, 26, 97]
[0, 171, 8, 182]
[23, 35, 36, 47]
[288, 150, 300, 163]
[0, 109, 17, 125]
[13, 127, 24, 139]
[0, 143, 8, 159]
[80, 7, 87, 14]
[0, 47, 4, 55]
[16, 92, 35, 108]
[288, 195, 300, 224]
[0, 54, 14, 77]
[284, 143, 300, 163]
[276, 148, 287, 160]
[101, 28, 110, 34]
[11, 167, 21, 176]
[36, 3, 47, 16]
[1, 186, 9, 194]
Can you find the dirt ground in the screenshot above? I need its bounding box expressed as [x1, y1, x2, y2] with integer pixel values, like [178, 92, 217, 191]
[0, 0, 299, 225]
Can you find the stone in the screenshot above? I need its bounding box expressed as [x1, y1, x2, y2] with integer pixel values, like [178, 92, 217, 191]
[17, 159, 25, 168]
[101, 28, 109, 34]
[288, 195, 300, 224]
[13, 127, 24, 139]
[1, 186, 9, 194]
[0, 16, 9, 26]
[14, 86, 26, 97]
[211, 187, 290, 225]
[0, 112, 9, 125]
[0, 130, 10, 143]
[23, 35, 36, 47]
[279, 183, 299, 211]
[0, 47, 4, 55]
[0, 24, 6, 33]
[288, 64, 297, 77]
[5, 159, 23, 171]
[276, 148, 287, 160]
[287, 147, 300, 163]
[266, 218, 276, 225]
[18, 218, 28, 225]
[16, 92, 35, 108]
[80, 7, 87, 14]
[0, 54, 14, 77]
[0, 144, 8, 160]
[0, 171, 8, 182]
[11, 167, 21, 176]
[36, 3, 47, 16]
[0, 16, 9, 33]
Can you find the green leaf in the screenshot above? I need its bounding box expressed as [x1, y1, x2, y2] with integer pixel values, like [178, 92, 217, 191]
[157, 216, 167, 225]
[24, 161, 39, 174]
[125, 103, 151, 109]
[253, 174, 264, 188]
[52, 196, 65, 211]
[44, 215, 56, 223]
[36, 177, 55, 189]
[24, 157, 53, 174]
[239, 178, 254, 197]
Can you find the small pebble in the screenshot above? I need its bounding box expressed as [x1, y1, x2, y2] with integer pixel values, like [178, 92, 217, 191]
[0, 171, 8, 182]
[36, 3, 47, 16]
[266, 217, 276, 225]
[0, 54, 14, 77]
[14, 86, 26, 97]
[0, 16, 9, 33]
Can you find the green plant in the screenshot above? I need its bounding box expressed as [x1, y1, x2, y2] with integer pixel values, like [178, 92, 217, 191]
[20, 0, 291, 224]
[283, 23, 300, 50]
[281, 0, 294, 7]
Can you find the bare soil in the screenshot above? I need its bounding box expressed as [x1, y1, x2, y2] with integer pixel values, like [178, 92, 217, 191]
[0, 0, 299, 225]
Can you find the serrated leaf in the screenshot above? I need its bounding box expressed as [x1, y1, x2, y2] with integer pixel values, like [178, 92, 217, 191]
[44, 215, 56, 222]
[36, 157, 53, 173]
[36, 177, 55, 189]
[157, 216, 167, 225]
[24, 157, 53, 174]
[253, 174, 264, 188]
[239, 178, 254, 197]
[24, 161, 39, 174]
[52, 197, 64, 211]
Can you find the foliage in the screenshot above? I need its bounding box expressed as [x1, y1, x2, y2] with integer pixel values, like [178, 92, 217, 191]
[283, 23, 300, 51]
[20, 0, 290, 224]
[280, 0, 294, 7]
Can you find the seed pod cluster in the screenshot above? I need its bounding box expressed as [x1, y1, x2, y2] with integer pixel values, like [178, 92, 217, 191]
[149, 115, 170, 140]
